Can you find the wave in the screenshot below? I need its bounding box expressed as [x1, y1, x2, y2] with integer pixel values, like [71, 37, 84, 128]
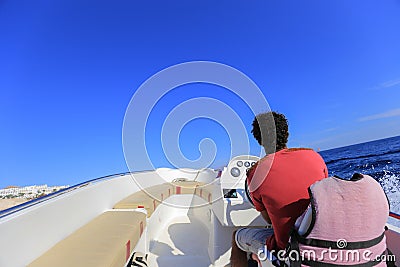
[324, 148, 400, 165]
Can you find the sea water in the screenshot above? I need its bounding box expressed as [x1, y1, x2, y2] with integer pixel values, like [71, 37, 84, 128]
[319, 135, 400, 227]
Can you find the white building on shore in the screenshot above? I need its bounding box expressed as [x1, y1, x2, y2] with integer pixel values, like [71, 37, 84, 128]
[0, 184, 69, 199]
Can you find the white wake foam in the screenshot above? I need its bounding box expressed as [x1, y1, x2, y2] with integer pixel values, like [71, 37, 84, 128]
[378, 171, 400, 227]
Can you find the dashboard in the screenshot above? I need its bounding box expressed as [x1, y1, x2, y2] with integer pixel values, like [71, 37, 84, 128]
[212, 155, 269, 227]
[221, 155, 259, 202]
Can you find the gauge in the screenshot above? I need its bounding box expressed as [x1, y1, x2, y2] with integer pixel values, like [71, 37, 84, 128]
[230, 167, 241, 177]
[251, 162, 256, 166]
[244, 161, 250, 167]
[237, 161, 243, 167]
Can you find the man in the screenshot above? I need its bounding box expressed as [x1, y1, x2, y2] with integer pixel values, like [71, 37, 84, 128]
[230, 111, 328, 267]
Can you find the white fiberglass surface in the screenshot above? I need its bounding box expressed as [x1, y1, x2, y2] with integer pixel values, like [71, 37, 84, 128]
[147, 215, 212, 267]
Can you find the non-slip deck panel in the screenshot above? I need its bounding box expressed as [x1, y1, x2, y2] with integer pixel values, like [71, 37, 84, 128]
[28, 210, 146, 267]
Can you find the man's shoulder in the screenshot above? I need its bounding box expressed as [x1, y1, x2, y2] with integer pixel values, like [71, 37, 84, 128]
[283, 148, 321, 158]
[253, 148, 317, 168]
[286, 147, 314, 153]
[270, 148, 326, 173]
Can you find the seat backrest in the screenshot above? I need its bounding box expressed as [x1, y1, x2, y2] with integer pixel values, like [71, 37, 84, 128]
[28, 210, 146, 267]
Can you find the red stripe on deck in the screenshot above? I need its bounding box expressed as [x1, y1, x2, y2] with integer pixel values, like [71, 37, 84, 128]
[126, 240, 131, 261]
[390, 212, 400, 220]
[208, 193, 211, 203]
[161, 193, 164, 201]
[200, 189, 203, 197]
[168, 188, 171, 196]
[153, 199, 156, 210]
[176, 186, 181, 194]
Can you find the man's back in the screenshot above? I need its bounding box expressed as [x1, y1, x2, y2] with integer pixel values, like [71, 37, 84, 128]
[248, 148, 328, 250]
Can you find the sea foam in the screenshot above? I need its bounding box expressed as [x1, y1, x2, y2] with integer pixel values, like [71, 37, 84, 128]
[378, 171, 400, 227]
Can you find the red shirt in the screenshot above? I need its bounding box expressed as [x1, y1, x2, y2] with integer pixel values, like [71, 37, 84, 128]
[247, 148, 328, 250]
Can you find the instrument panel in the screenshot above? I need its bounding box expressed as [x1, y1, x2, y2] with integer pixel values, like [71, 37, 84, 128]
[230, 159, 257, 178]
[213, 155, 267, 227]
[221, 155, 260, 188]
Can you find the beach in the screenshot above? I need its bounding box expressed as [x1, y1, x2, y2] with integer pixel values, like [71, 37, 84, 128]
[0, 199, 27, 211]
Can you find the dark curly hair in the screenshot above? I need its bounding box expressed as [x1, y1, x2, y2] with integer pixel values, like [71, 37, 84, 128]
[251, 111, 289, 154]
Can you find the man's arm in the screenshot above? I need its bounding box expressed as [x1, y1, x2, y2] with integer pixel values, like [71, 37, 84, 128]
[247, 162, 272, 225]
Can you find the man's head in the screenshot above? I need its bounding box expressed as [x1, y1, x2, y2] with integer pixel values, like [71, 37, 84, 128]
[251, 111, 289, 154]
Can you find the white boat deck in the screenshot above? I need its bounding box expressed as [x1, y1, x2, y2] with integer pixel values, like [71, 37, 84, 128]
[148, 215, 212, 267]
[1, 168, 399, 267]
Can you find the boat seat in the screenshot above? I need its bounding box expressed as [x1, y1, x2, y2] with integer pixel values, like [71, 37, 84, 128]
[172, 181, 205, 195]
[114, 182, 206, 217]
[194, 183, 213, 204]
[28, 210, 146, 267]
[114, 184, 174, 216]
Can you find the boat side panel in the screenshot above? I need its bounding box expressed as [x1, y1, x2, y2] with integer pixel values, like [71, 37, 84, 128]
[0, 173, 146, 267]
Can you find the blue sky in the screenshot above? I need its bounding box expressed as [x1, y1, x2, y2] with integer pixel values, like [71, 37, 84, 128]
[1, 0, 400, 188]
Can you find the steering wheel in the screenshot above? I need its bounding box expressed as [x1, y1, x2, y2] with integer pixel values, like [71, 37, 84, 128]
[244, 178, 255, 207]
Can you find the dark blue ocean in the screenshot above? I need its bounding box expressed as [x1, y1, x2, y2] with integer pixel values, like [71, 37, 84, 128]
[319, 135, 400, 225]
